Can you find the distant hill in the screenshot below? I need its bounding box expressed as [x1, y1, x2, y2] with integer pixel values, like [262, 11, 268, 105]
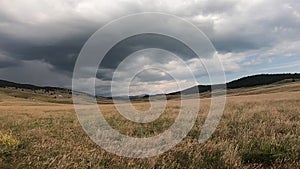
[0, 79, 67, 92]
[0, 73, 299, 97]
[227, 73, 300, 88]
[168, 73, 300, 95]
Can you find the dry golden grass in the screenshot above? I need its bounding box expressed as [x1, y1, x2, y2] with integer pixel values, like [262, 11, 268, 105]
[0, 83, 299, 168]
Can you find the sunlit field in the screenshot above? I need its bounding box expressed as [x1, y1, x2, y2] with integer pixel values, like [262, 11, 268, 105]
[0, 82, 299, 168]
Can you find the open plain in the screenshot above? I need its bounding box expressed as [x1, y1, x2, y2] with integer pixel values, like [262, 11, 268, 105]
[0, 82, 300, 168]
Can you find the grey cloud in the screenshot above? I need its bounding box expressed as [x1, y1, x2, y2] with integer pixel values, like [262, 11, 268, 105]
[130, 69, 174, 83]
[1, 0, 299, 71]
[0, 60, 71, 87]
[96, 33, 199, 82]
[0, 52, 22, 68]
[0, 0, 299, 93]
[0, 29, 94, 74]
[99, 33, 198, 69]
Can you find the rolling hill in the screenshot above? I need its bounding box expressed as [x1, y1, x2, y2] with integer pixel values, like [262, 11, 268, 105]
[0, 73, 299, 100]
[168, 73, 300, 95]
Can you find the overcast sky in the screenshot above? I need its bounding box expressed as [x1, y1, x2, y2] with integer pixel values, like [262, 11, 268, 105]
[0, 0, 299, 96]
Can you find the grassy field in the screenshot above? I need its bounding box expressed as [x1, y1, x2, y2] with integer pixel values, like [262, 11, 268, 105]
[0, 82, 300, 168]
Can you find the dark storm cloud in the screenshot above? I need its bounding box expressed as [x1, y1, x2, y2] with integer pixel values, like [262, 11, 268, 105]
[0, 0, 299, 91]
[99, 33, 197, 68]
[1, 0, 299, 72]
[96, 33, 199, 81]
[0, 52, 21, 68]
[0, 29, 94, 73]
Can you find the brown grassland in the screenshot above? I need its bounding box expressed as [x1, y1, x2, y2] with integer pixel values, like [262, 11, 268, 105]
[0, 82, 299, 168]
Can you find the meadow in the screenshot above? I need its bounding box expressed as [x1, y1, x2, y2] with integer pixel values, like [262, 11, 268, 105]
[0, 82, 299, 168]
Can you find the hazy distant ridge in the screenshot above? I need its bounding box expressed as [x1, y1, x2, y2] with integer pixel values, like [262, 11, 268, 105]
[168, 73, 300, 95]
[0, 73, 299, 96]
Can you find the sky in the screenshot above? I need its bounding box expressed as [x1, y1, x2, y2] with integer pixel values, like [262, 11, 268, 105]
[0, 0, 299, 96]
